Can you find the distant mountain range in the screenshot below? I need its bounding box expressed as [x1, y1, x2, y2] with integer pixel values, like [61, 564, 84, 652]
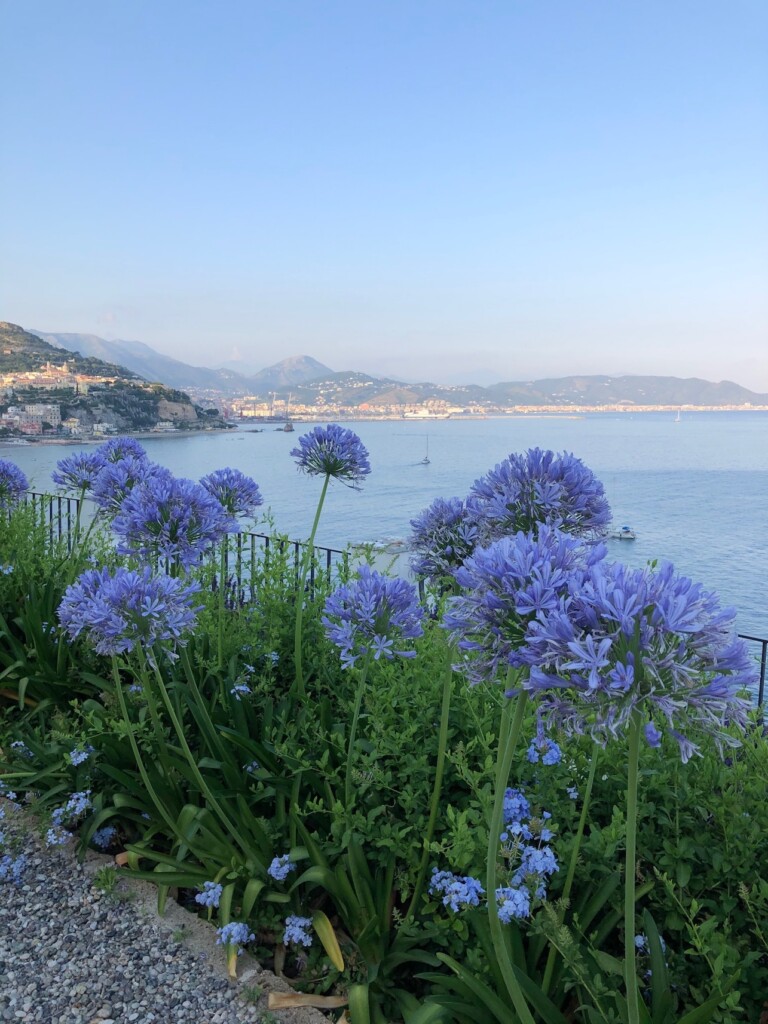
[26, 327, 768, 408]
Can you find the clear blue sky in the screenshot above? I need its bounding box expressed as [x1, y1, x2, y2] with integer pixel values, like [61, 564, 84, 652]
[2, 0, 767, 388]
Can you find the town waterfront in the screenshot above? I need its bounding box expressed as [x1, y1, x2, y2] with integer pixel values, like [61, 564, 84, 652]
[3, 411, 767, 636]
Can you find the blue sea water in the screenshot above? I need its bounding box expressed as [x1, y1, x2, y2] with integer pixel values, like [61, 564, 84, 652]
[3, 412, 767, 636]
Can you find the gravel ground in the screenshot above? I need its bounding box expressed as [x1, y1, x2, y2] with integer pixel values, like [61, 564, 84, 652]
[0, 800, 331, 1024]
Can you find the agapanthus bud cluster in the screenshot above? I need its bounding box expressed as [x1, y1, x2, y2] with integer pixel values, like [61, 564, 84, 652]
[323, 566, 424, 669]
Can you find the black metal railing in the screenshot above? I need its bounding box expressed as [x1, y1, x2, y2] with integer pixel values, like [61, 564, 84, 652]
[17, 492, 768, 709]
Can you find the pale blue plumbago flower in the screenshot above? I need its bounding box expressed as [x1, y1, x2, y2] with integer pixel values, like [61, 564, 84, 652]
[409, 496, 481, 583]
[290, 424, 371, 488]
[58, 566, 200, 658]
[195, 881, 223, 908]
[323, 566, 424, 669]
[522, 560, 755, 761]
[91, 455, 161, 514]
[0, 459, 29, 509]
[69, 746, 94, 766]
[268, 854, 297, 882]
[51, 451, 106, 493]
[230, 682, 251, 701]
[200, 467, 263, 522]
[469, 447, 612, 543]
[429, 869, 485, 912]
[215, 921, 255, 953]
[96, 437, 148, 463]
[496, 885, 532, 922]
[283, 915, 314, 947]
[91, 826, 118, 850]
[243, 760, 260, 774]
[526, 734, 562, 766]
[10, 740, 34, 760]
[46, 825, 71, 847]
[0, 564, 13, 575]
[443, 526, 604, 687]
[0, 853, 27, 884]
[111, 467, 234, 569]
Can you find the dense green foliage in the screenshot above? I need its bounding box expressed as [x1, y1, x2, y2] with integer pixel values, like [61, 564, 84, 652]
[1, 499, 767, 1023]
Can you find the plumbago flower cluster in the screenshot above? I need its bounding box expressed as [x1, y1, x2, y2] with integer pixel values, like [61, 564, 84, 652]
[323, 566, 424, 668]
[429, 787, 558, 924]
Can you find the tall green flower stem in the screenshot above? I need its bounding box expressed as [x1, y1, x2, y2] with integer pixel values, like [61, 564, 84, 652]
[293, 472, 330, 699]
[403, 647, 454, 924]
[217, 536, 228, 670]
[624, 709, 642, 1024]
[487, 683, 536, 1024]
[112, 659, 188, 845]
[541, 743, 601, 996]
[345, 656, 372, 809]
[148, 656, 252, 858]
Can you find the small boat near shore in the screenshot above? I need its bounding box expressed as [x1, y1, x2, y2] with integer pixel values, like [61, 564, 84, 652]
[353, 537, 409, 555]
[611, 525, 636, 540]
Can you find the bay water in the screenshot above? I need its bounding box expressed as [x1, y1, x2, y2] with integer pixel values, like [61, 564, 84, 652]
[3, 412, 767, 637]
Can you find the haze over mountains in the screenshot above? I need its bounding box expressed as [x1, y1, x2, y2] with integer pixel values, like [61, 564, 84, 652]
[28, 328, 768, 408]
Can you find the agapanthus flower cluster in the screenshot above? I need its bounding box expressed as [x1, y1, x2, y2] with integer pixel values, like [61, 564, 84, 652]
[215, 921, 255, 952]
[323, 566, 424, 669]
[195, 881, 224, 908]
[429, 869, 485, 912]
[91, 455, 159, 514]
[283, 915, 314, 947]
[58, 566, 200, 658]
[0, 459, 29, 509]
[111, 468, 234, 568]
[291, 424, 371, 488]
[97, 437, 148, 463]
[51, 451, 106, 493]
[443, 526, 605, 686]
[409, 496, 480, 583]
[522, 559, 755, 760]
[469, 448, 611, 542]
[200, 467, 263, 521]
[268, 854, 297, 882]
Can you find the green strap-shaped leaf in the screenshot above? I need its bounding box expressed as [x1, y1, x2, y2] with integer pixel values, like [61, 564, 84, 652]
[312, 909, 344, 971]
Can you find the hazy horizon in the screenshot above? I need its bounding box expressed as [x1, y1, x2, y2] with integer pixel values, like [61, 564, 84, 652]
[2, 2, 766, 389]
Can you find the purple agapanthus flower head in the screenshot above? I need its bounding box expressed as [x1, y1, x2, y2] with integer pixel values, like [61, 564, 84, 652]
[200, 467, 263, 521]
[524, 559, 755, 760]
[323, 566, 424, 669]
[57, 565, 201, 658]
[291, 424, 371, 488]
[51, 450, 106, 493]
[409, 496, 480, 583]
[469, 448, 611, 542]
[111, 467, 234, 568]
[443, 526, 604, 687]
[96, 437, 148, 464]
[0, 459, 29, 509]
[91, 456, 162, 514]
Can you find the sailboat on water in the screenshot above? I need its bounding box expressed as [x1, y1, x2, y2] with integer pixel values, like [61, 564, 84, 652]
[420, 435, 430, 465]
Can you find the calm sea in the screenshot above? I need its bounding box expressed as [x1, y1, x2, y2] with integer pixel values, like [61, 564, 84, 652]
[3, 412, 767, 637]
